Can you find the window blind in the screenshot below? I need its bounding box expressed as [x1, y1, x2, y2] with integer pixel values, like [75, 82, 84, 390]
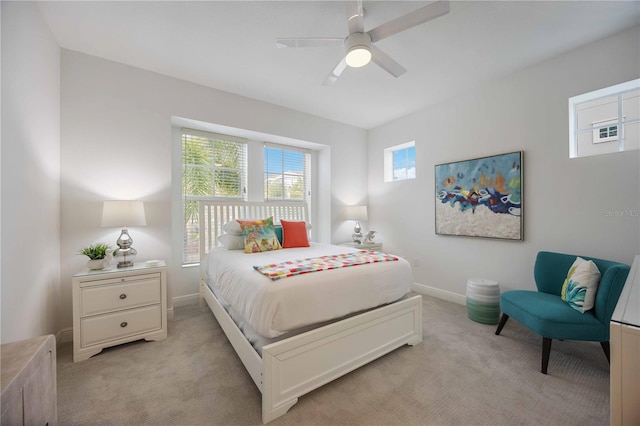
[182, 128, 247, 263]
[263, 143, 311, 203]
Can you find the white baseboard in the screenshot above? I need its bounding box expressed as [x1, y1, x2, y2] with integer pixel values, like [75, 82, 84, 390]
[167, 293, 200, 319]
[172, 293, 200, 308]
[56, 328, 73, 346]
[412, 282, 466, 306]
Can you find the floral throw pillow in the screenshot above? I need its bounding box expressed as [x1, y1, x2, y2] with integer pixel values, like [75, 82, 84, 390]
[237, 217, 282, 254]
[561, 257, 601, 313]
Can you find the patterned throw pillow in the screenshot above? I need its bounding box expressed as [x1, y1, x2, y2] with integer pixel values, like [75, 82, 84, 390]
[237, 217, 282, 254]
[561, 257, 601, 313]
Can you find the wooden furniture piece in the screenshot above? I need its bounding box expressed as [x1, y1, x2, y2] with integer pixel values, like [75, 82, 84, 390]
[337, 241, 383, 251]
[199, 201, 423, 424]
[496, 251, 630, 374]
[72, 261, 167, 362]
[610, 255, 640, 426]
[1, 335, 57, 425]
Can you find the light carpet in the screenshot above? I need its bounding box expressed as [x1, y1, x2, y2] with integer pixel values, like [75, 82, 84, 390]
[57, 295, 610, 425]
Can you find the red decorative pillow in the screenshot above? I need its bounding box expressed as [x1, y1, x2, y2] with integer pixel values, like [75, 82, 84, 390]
[281, 220, 310, 248]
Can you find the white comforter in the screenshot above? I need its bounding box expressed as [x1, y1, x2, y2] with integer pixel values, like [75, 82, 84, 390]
[205, 243, 413, 338]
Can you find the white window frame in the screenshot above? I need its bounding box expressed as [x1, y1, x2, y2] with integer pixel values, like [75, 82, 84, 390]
[181, 128, 247, 264]
[569, 79, 639, 158]
[263, 142, 312, 204]
[384, 141, 416, 182]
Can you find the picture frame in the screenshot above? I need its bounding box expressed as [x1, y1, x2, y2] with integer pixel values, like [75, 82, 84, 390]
[435, 151, 523, 240]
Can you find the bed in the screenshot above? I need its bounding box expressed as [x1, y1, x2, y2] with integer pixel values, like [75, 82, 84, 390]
[198, 201, 423, 423]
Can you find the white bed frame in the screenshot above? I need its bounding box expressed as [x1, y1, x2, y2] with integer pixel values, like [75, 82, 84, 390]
[198, 201, 423, 424]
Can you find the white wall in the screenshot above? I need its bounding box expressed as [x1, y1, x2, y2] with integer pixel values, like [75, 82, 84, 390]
[368, 27, 640, 301]
[1, 2, 61, 343]
[60, 50, 367, 331]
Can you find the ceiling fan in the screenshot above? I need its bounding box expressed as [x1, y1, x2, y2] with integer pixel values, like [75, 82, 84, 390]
[276, 0, 450, 85]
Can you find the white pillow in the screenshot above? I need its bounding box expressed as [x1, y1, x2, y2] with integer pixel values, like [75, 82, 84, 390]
[561, 257, 601, 313]
[222, 220, 244, 235]
[222, 220, 312, 236]
[217, 233, 244, 250]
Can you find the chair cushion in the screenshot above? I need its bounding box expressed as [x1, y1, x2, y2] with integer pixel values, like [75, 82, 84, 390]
[560, 257, 601, 313]
[500, 290, 607, 341]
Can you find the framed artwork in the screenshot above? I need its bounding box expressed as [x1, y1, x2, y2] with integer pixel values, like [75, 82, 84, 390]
[435, 151, 523, 240]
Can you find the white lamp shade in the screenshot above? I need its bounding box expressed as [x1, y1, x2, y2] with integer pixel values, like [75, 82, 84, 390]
[101, 201, 146, 227]
[344, 205, 368, 221]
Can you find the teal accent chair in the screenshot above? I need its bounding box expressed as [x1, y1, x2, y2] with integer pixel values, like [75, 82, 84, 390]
[495, 251, 630, 374]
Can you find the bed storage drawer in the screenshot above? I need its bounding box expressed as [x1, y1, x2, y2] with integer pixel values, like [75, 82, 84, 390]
[80, 274, 161, 316]
[81, 305, 162, 347]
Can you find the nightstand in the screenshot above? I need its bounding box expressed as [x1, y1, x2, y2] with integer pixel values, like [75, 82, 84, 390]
[72, 261, 167, 362]
[337, 242, 383, 252]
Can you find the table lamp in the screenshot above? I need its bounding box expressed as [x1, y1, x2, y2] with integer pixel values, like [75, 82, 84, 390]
[344, 205, 368, 244]
[101, 200, 146, 268]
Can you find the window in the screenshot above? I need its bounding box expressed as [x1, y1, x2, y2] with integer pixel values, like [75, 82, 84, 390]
[182, 128, 247, 263]
[264, 143, 311, 203]
[569, 79, 639, 158]
[592, 118, 619, 144]
[384, 141, 416, 182]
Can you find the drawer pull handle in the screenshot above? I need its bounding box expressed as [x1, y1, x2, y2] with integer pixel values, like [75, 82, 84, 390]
[120, 322, 128, 328]
[119, 294, 127, 300]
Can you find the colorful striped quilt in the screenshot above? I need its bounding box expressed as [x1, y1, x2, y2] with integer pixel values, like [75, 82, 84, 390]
[253, 250, 399, 281]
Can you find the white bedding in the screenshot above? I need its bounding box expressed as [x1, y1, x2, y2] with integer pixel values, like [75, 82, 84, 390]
[204, 243, 413, 338]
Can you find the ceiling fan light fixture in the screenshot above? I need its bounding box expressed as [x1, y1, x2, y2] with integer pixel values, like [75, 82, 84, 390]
[345, 46, 371, 67]
[344, 32, 372, 68]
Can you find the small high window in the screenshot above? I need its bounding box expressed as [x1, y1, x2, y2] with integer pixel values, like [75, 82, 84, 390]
[569, 79, 639, 158]
[384, 141, 416, 182]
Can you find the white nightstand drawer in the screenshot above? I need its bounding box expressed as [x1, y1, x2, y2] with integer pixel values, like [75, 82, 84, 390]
[81, 304, 162, 347]
[81, 276, 161, 317]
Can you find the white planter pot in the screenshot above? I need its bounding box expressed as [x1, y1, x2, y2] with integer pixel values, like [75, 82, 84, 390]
[87, 259, 104, 270]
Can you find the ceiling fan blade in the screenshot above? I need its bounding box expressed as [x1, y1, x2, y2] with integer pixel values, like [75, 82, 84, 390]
[276, 38, 344, 48]
[370, 45, 406, 78]
[368, 0, 450, 43]
[322, 57, 348, 86]
[345, 0, 364, 34]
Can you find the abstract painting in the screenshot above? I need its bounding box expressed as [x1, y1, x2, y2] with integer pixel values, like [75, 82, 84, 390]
[435, 151, 523, 240]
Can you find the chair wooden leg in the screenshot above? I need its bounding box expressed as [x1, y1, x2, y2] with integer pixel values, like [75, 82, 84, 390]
[541, 337, 552, 374]
[600, 341, 610, 364]
[495, 314, 509, 335]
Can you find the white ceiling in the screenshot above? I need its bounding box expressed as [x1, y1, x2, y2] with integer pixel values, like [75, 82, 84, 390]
[38, 1, 639, 129]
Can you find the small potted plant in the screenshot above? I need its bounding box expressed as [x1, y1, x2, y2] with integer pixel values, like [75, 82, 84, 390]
[79, 243, 113, 270]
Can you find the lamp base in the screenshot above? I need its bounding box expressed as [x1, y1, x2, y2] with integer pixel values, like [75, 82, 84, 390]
[114, 246, 137, 269]
[352, 220, 363, 244]
[113, 227, 138, 268]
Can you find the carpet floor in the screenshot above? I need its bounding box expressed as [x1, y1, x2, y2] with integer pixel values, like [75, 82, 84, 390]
[57, 294, 610, 425]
